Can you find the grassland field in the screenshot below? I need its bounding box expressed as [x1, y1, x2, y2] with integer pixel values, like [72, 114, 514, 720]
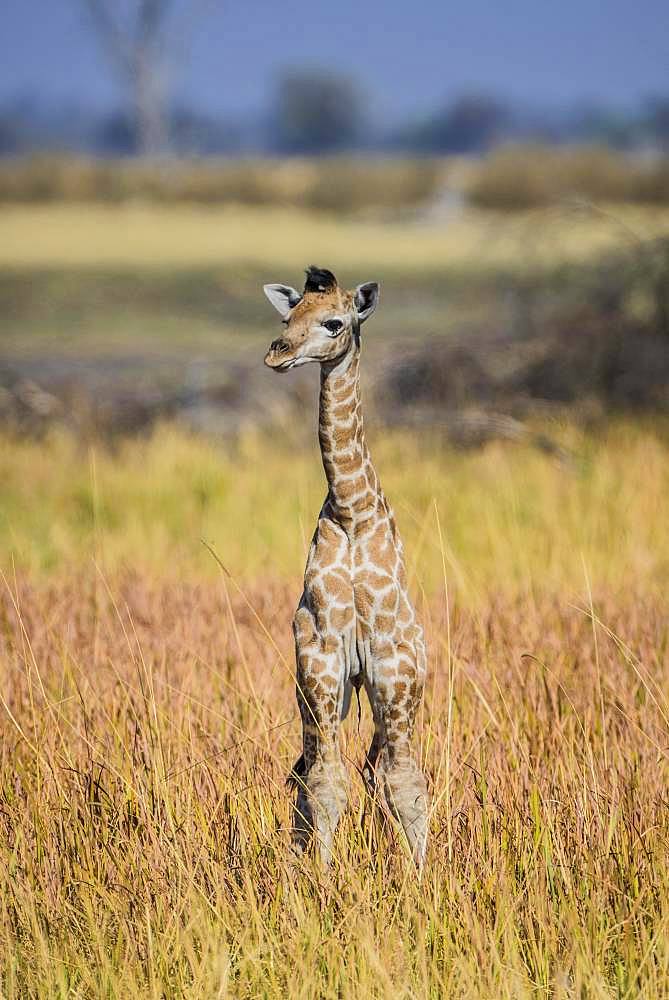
[1, 195, 669, 997]
[4, 201, 669, 272]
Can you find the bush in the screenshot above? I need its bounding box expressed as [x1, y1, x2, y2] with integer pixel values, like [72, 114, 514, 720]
[0, 155, 444, 215]
[467, 144, 669, 209]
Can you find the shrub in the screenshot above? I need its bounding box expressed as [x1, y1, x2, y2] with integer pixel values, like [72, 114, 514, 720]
[467, 144, 669, 209]
[0, 155, 444, 215]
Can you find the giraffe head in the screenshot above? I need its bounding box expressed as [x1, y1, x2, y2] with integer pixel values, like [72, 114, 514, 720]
[263, 266, 379, 371]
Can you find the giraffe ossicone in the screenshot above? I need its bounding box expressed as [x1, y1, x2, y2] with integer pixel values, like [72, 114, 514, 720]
[264, 265, 429, 868]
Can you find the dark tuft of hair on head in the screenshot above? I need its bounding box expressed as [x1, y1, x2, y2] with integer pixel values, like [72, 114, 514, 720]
[304, 265, 338, 293]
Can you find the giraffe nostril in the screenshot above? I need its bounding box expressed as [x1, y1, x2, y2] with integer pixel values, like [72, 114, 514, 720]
[270, 338, 288, 353]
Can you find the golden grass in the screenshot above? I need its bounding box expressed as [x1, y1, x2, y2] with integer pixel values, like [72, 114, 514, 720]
[2, 426, 669, 995]
[2, 201, 669, 273]
[2, 571, 669, 996]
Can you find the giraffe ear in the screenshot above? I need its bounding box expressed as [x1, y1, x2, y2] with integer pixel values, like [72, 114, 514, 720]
[263, 283, 302, 319]
[354, 282, 380, 324]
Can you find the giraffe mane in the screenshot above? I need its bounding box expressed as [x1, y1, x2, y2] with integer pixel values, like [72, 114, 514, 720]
[304, 265, 338, 294]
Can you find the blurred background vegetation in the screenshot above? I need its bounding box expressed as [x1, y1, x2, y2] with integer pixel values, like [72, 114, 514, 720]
[1, 0, 669, 536]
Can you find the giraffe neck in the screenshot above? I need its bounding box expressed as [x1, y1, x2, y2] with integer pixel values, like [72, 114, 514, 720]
[318, 343, 379, 526]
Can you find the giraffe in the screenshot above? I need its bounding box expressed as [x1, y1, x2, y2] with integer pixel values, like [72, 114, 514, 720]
[263, 265, 428, 868]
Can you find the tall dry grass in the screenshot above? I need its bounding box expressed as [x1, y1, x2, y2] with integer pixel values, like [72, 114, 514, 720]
[1, 573, 668, 996]
[1, 425, 669, 994]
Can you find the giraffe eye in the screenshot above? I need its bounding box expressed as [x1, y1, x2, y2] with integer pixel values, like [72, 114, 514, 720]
[323, 318, 343, 336]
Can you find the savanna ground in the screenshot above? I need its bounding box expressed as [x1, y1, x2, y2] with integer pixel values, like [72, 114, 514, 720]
[2, 168, 669, 997]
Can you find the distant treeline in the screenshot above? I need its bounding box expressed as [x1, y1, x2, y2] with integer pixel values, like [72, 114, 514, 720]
[1, 148, 668, 212]
[1, 73, 668, 158]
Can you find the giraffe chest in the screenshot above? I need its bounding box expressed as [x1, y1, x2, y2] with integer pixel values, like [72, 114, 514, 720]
[303, 512, 414, 645]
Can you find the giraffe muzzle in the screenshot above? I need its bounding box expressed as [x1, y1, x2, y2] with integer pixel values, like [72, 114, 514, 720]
[265, 339, 297, 370]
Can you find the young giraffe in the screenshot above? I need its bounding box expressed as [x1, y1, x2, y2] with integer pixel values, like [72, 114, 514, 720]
[264, 266, 428, 867]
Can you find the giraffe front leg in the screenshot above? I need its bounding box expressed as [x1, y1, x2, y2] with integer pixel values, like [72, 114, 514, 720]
[293, 688, 347, 866]
[292, 607, 348, 866]
[369, 646, 429, 869]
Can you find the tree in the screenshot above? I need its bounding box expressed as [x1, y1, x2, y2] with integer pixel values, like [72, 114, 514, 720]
[644, 97, 669, 153]
[399, 94, 510, 154]
[81, 0, 199, 156]
[271, 70, 365, 155]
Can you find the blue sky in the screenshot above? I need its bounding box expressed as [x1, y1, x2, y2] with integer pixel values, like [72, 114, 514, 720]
[2, 1, 668, 119]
